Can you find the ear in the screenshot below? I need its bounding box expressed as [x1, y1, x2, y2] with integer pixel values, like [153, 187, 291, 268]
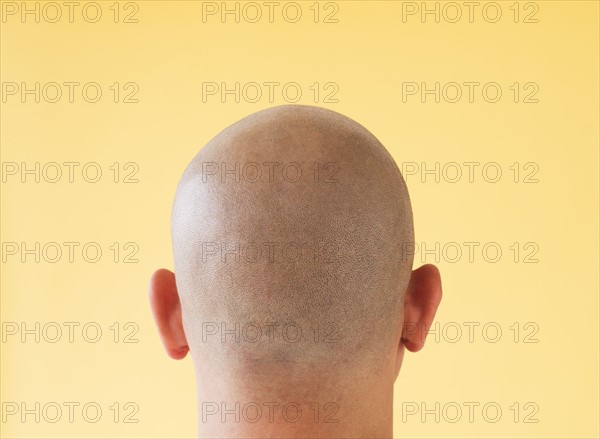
[148, 268, 189, 360]
[401, 264, 442, 353]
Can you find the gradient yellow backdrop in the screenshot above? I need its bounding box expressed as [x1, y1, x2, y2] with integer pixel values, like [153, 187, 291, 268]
[1, 1, 598, 438]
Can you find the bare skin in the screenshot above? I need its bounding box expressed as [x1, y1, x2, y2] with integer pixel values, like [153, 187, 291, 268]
[149, 105, 442, 438]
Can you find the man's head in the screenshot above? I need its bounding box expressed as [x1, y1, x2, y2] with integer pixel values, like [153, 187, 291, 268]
[149, 105, 442, 437]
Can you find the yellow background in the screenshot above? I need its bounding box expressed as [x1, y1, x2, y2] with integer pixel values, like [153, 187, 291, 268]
[1, 1, 598, 437]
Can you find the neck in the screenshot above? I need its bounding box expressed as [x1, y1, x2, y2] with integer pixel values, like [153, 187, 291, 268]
[195, 373, 394, 438]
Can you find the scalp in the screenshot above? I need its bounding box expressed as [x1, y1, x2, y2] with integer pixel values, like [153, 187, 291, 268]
[172, 105, 414, 373]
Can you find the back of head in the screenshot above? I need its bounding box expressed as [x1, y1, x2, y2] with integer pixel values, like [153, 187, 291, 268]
[172, 105, 414, 387]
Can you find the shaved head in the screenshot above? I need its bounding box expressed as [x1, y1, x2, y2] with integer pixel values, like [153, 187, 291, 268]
[172, 105, 413, 375]
[150, 104, 442, 437]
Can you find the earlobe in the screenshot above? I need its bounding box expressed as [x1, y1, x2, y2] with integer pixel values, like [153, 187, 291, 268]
[401, 264, 442, 353]
[148, 268, 189, 360]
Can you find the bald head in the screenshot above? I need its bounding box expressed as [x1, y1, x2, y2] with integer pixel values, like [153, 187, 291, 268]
[149, 105, 443, 437]
[172, 106, 413, 378]
[170, 105, 414, 377]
